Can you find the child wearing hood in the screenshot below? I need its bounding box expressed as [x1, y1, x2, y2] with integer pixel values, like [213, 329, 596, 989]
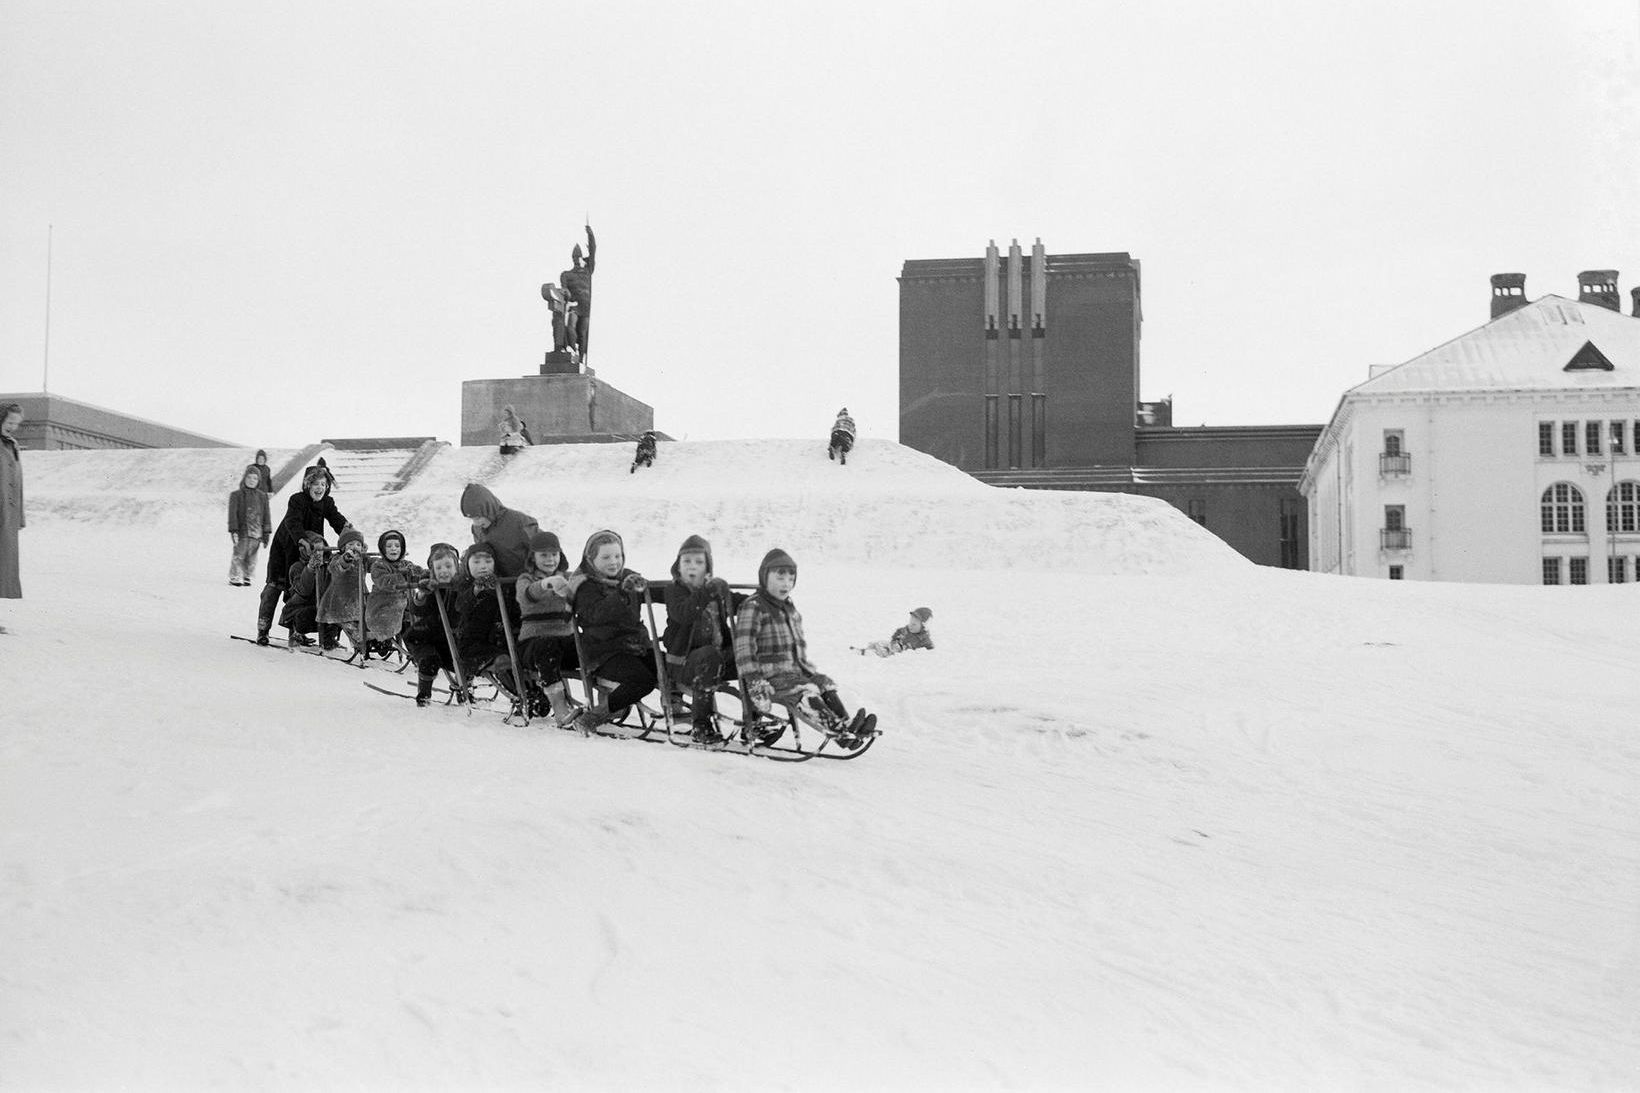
[366, 529, 423, 655]
[662, 534, 739, 744]
[404, 542, 464, 706]
[569, 529, 656, 733]
[630, 430, 657, 474]
[459, 483, 541, 579]
[454, 541, 522, 697]
[498, 405, 533, 455]
[733, 548, 876, 744]
[858, 607, 934, 657]
[278, 531, 329, 645]
[256, 464, 350, 645]
[252, 449, 273, 493]
[227, 464, 272, 586]
[318, 527, 370, 651]
[516, 530, 582, 727]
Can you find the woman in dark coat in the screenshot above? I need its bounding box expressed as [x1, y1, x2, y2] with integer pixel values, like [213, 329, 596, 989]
[255, 465, 350, 644]
[0, 402, 24, 603]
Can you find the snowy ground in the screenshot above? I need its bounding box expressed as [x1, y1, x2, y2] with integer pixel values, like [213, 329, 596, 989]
[3, 442, 1638, 1090]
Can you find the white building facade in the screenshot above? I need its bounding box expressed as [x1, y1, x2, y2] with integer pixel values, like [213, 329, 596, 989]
[1301, 293, 1640, 584]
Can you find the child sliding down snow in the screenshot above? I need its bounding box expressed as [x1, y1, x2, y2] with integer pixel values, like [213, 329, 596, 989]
[569, 529, 657, 734]
[857, 606, 934, 657]
[403, 543, 463, 707]
[732, 548, 875, 746]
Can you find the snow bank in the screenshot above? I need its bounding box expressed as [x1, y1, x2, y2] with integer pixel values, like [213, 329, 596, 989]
[24, 440, 1246, 576]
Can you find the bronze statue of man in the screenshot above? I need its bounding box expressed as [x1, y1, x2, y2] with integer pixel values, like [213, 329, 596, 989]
[558, 225, 596, 362]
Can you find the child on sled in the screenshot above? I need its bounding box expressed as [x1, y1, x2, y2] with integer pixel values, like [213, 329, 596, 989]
[317, 527, 370, 652]
[278, 532, 329, 645]
[569, 529, 657, 734]
[365, 529, 422, 658]
[515, 530, 581, 727]
[403, 542, 463, 707]
[455, 541, 523, 701]
[662, 534, 739, 744]
[732, 548, 875, 746]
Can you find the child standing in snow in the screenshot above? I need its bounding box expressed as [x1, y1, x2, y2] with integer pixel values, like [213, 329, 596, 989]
[515, 530, 581, 726]
[318, 527, 369, 651]
[662, 534, 738, 744]
[279, 532, 328, 645]
[630, 430, 657, 473]
[404, 542, 463, 706]
[570, 529, 657, 733]
[857, 607, 934, 657]
[366, 530, 423, 656]
[828, 407, 856, 462]
[227, 464, 271, 587]
[733, 548, 875, 744]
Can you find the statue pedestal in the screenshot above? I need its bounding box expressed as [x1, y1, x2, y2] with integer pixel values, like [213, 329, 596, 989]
[541, 351, 580, 375]
[461, 373, 656, 445]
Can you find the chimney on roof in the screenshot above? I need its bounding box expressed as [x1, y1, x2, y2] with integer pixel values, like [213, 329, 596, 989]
[1577, 270, 1620, 312]
[1490, 273, 1527, 319]
[1632, 286, 1640, 317]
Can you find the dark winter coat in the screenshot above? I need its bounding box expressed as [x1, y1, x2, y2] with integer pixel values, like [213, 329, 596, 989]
[572, 565, 651, 680]
[265, 486, 348, 589]
[227, 483, 272, 543]
[1, 432, 23, 599]
[403, 580, 459, 651]
[280, 552, 324, 630]
[454, 576, 516, 670]
[459, 483, 540, 580]
[252, 451, 273, 493]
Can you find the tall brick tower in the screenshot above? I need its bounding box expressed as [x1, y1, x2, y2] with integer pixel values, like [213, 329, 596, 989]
[898, 240, 1141, 470]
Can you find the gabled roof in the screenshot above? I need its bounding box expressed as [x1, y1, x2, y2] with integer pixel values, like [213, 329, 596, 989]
[1349, 296, 1640, 396]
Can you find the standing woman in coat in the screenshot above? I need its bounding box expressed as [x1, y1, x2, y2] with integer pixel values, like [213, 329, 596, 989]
[0, 402, 25, 606]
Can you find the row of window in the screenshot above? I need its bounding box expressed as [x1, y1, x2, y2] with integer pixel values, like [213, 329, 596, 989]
[1540, 481, 1640, 534]
[1542, 555, 1640, 585]
[1537, 420, 1640, 458]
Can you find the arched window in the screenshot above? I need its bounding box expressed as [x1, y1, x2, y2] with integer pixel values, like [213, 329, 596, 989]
[1606, 481, 1640, 534]
[1541, 483, 1586, 534]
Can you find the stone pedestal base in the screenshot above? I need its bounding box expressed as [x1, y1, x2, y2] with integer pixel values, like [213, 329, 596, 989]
[541, 351, 580, 375]
[461, 373, 655, 446]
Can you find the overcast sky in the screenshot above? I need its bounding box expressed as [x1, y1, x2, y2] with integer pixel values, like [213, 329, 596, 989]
[2, 1, 1636, 448]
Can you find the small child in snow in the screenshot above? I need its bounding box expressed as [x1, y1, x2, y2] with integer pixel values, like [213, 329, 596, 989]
[366, 530, 423, 656]
[515, 530, 581, 727]
[858, 606, 934, 657]
[279, 532, 329, 645]
[317, 527, 369, 651]
[570, 529, 657, 733]
[630, 430, 657, 474]
[732, 548, 875, 745]
[404, 542, 463, 706]
[454, 541, 521, 697]
[828, 407, 856, 463]
[662, 534, 739, 744]
[227, 464, 271, 586]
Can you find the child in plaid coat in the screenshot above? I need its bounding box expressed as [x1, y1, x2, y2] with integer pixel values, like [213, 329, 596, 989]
[732, 548, 875, 743]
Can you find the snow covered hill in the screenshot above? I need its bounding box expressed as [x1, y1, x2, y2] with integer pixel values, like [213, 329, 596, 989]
[2, 440, 1636, 1089]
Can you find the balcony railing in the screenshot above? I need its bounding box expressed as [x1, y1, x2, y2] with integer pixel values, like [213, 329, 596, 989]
[1380, 527, 1412, 550]
[1380, 452, 1411, 476]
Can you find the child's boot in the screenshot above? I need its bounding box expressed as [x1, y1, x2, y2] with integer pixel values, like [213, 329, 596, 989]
[543, 682, 576, 727]
[415, 670, 435, 708]
[690, 689, 722, 744]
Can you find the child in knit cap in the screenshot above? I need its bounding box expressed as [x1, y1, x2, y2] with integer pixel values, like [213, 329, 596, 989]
[404, 542, 464, 706]
[454, 541, 522, 697]
[279, 531, 329, 645]
[318, 527, 369, 652]
[733, 547, 875, 746]
[227, 464, 271, 586]
[857, 606, 934, 657]
[366, 529, 423, 656]
[569, 529, 656, 733]
[662, 534, 740, 744]
[515, 530, 582, 726]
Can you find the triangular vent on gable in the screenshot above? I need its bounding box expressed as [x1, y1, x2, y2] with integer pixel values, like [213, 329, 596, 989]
[1564, 341, 1614, 372]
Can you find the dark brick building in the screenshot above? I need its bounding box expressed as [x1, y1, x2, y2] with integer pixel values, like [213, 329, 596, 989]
[899, 239, 1320, 568]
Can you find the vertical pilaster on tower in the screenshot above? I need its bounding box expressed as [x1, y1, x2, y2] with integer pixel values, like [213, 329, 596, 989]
[1006, 239, 1023, 339]
[983, 240, 1000, 336]
[1030, 238, 1047, 336]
